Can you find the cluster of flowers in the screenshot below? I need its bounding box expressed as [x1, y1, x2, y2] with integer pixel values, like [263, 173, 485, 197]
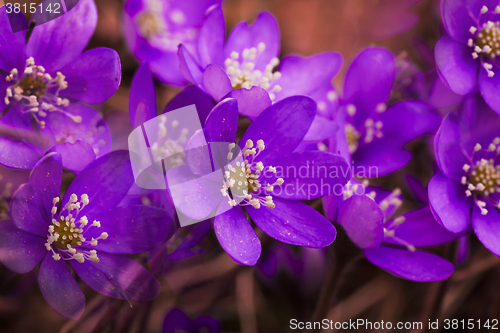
[0, 0, 498, 327]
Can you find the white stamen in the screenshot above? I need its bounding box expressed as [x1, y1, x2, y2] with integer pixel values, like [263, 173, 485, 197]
[346, 104, 356, 116]
[394, 216, 405, 225]
[376, 103, 386, 113]
[221, 139, 282, 210]
[224, 44, 281, 99]
[4, 57, 73, 128]
[46, 194, 108, 263]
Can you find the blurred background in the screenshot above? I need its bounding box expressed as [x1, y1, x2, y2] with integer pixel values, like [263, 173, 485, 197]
[0, 0, 499, 332]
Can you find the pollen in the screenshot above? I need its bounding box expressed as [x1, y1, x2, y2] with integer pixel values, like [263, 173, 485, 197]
[364, 118, 384, 143]
[4, 57, 71, 129]
[475, 20, 500, 59]
[136, 11, 166, 38]
[150, 115, 189, 168]
[134, 0, 196, 51]
[345, 124, 360, 154]
[45, 194, 107, 263]
[468, 158, 500, 196]
[224, 44, 282, 100]
[467, 6, 500, 77]
[221, 140, 283, 209]
[461, 140, 500, 214]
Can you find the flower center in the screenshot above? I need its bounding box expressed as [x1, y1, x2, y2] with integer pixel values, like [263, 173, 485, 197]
[224, 44, 282, 100]
[134, 1, 196, 51]
[19, 73, 47, 99]
[45, 194, 108, 263]
[364, 118, 384, 143]
[4, 57, 78, 129]
[0, 174, 13, 201]
[150, 115, 189, 168]
[345, 124, 360, 154]
[344, 103, 386, 153]
[221, 140, 284, 209]
[344, 119, 383, 154]
[475, 21, 500, 58]
[136, 11, 165, 38]
[468, 158, 500, 195]
[467, 5, 500, 77]
[461, 140, 500, 215]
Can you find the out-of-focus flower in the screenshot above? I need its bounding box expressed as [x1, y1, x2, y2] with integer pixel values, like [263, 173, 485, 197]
[328, 47, 441, 176]
[257, 244, 327, 294]
[335, 185, 459, 281]
[359, 0, 424, 40]
[127, 63, 215, 131]
[170, 96, 349, 265]
[0, 151, 174, 319]
[429, 94, 500, 257]
[436, 0, 500, 114]
[123, 0, 221, 86]
[147, 219, 212, 276]
[394, 44, 463, 117]
[0, 166, 30, 220]
[162, 308, 220, 333]
[178, 6, 343, 118]
[0, 1, 120, 171]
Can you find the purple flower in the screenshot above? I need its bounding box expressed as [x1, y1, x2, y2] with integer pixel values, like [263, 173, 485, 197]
[122, 63, 216, 202]
[123, 0, 222, 86]
[178, 7, 343, 118]
[335, 185, 459, 281]
[429, 94, 500, 257]
[162, 308, 220, 333]
[328, 47, 441, 176]
[108, 64, 216, 276]
[436, 0, 500, 114]
[169, 96, 349, 265]
[0, 151, 174, 319]
[0, 1, 120, 170]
